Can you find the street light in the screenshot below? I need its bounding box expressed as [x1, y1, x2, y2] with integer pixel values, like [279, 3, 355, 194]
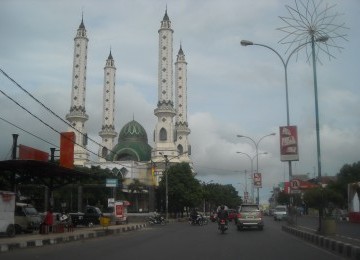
[240, 36, 328, 182]
[236, 133, 276, 204]
[202, 180, 213, 216]
[159, 151, 188, 220]
[159, 153, 169, 220]
[236, 151, 267, 203]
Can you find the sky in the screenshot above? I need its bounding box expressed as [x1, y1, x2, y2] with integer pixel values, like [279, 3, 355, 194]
[1, 0, 359, 204]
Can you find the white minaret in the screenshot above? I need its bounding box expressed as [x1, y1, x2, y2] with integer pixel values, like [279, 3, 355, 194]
[175, 45, 191, 162]
[66, 16, 90, 166]
[153, 9, 178, 160]
[99, 51, 117, 162]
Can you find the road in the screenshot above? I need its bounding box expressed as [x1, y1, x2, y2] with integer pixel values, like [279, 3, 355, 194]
[1, 216, 345, 260]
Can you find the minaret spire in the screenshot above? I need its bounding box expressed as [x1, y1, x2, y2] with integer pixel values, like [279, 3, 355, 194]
[153, 9, 177, 159]
[98, 49, 117, 161]
[66, 15, 90, 166]
[175, 43, 191, 161]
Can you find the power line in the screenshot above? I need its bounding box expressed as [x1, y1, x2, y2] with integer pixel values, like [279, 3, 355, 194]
[0, 68, 170, 172]
[0, 115, 59, 148]
[0, 68, 114, 160]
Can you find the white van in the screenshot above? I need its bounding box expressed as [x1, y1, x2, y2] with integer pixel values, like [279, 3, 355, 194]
[14, 203, 41, 233]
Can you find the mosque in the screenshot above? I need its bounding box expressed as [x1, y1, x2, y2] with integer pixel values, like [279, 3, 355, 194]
[65, 10, 192, 211]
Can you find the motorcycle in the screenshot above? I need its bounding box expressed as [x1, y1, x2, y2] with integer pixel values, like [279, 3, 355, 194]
[218, 218, 228, 234]
[189, 214, 207, 226]
[148, 214, 166, 225]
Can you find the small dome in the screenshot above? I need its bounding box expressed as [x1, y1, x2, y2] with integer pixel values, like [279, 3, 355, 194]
[108, 120, 152, 162]
[118, 120, 148, 143]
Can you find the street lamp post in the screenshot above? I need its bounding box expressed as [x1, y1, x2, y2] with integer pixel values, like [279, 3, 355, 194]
[240, 36, 329, 182]
[236, 151, 267, 203]
[159, 151, 188, 220]
[203, 180, 213, 216]
[236, 133, 276, 204]
[163, 155, 169, 220]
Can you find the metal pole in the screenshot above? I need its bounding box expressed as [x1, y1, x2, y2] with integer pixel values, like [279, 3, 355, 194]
[164, 155, 169, 220]
[311, 35, 323, 232]
[255, 143, 259, 204]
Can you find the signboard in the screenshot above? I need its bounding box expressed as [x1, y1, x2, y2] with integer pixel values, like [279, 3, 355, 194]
[254, 173, 262, 188]
[244, 192, 249, 200]
[19, 144, 49, 161]
[290, 179, 301, 190]
[108, 198, 115, 207]
[60, 132, 75, 168]
[106, 178, 118, 187]
[279, 126, 299, 161]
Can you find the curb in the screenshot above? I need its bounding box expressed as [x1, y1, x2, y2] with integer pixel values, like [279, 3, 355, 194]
[0, 223, 147, 253]
[282, 225, 360, 260]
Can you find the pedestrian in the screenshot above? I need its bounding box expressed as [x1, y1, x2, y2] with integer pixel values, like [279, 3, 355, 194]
[43, 208, 54, 233]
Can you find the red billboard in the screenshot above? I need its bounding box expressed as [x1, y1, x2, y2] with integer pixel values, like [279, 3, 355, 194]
[18, 144, 49, 161]
[60, 132, 75, 169]
[279, 126, 299, 161]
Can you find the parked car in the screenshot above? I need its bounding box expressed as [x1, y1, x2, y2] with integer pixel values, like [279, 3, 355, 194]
[69, 206, 102, 227]
[227, 209, 237, 222]
[236, 204, 263, 231]
[14, 203, 42, 233]
[273, 205, 288, 221]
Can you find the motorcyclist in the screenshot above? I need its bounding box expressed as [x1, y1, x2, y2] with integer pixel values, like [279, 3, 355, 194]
[217, 205, 228, 228]
[190, 208, 199, 224]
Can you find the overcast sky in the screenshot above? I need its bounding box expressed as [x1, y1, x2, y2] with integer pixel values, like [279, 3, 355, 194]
[1, 0, 359, 204]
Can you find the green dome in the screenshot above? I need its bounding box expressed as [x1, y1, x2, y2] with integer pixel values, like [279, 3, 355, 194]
[108, 120, 152, 162]
[119, 120, 148, 142]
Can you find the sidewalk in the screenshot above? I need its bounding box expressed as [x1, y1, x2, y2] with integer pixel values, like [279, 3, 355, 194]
[0, 222, 146, 253]
[282, 224, 360, 260]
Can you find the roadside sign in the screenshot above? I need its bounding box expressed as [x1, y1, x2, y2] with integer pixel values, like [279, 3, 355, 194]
[290, 179, 301, 190]
[106, 178, 118, 187]
[254, 173, 262, 188]
[108, 198, 115, 207]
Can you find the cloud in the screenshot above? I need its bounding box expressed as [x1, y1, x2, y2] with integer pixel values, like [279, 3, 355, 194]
[1, 0, 359, 205]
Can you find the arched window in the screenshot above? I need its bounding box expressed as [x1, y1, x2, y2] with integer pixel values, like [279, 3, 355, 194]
[177, 145, 184, 154]
[159, 128, 167, 141]
[101, 147, 108, 158]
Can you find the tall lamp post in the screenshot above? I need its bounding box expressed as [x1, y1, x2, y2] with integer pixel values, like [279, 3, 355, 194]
[202, 180, 213, 216]
[236, 151, 267, 203]
[240, 36, 328, 182]
[163, 155, 169, 220]
[236, 133, 276, 204]
[159, 151, 188, 220]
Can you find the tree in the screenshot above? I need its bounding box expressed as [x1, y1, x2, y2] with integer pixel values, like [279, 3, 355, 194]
[205, 183, 242, 210]
[334, 161, 360, 207]
[158, 162, 202, 215]
[303, 187, 343, 216]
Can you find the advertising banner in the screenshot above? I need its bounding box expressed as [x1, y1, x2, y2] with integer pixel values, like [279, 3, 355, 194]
[60, 132, 75, 169]
[18, 144, 49, 161]
[254, 172, 262, 188]
[279, 126, 299, 161]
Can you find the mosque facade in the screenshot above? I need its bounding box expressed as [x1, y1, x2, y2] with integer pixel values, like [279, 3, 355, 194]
[66, 10, 192, 202]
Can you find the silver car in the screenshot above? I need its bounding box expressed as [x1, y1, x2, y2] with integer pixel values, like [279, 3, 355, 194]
[236, 204, 264, 231]
[273, 205, 288, 221]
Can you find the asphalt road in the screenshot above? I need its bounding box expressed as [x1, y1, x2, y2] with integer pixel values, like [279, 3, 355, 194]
[1, 217, 346, 260]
